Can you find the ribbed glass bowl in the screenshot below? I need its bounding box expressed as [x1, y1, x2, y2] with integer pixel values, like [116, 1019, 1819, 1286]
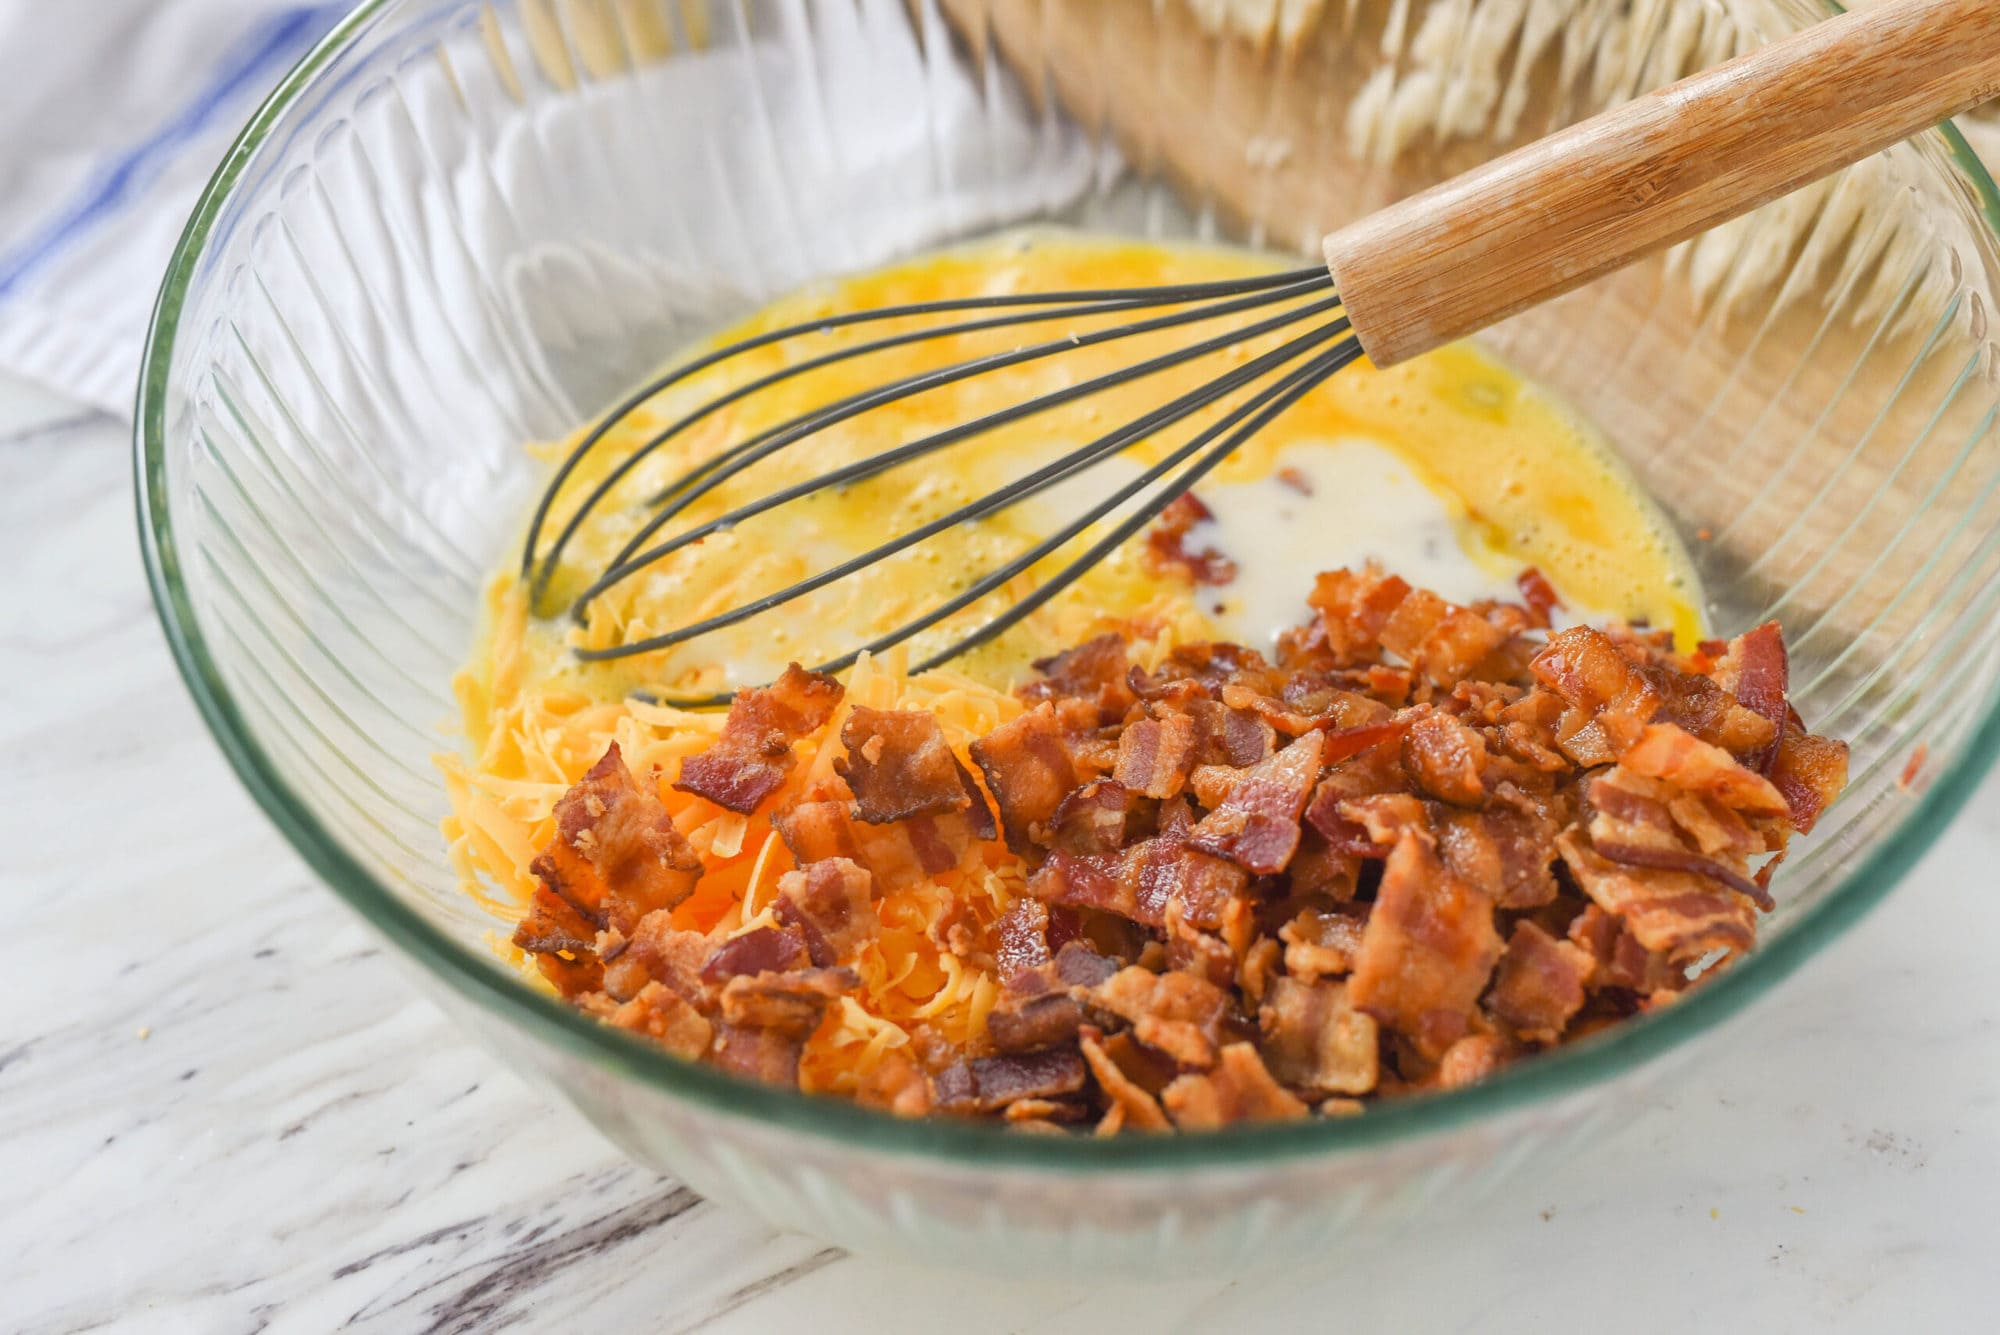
[138, 0, 2000, 1276]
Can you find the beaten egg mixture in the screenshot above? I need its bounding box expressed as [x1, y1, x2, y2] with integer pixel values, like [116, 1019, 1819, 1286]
[442, 232, 1702, 1082]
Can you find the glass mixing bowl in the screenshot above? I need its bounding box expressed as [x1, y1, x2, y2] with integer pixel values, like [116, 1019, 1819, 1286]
[137, 0, 2000, 1275]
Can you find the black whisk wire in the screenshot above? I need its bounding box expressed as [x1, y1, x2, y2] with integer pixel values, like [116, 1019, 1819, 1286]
[519, 265, 1326, 590]
[631, 331, 1363, 707]
[575, 314, 1354, 661]
[569, 284, 1342, 617]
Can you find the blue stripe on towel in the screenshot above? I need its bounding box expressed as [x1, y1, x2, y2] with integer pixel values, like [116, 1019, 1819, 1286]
[0, 3, 348, 301]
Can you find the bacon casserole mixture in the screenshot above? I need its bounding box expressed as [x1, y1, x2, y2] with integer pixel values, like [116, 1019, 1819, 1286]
[504, 564, 1848, 1133]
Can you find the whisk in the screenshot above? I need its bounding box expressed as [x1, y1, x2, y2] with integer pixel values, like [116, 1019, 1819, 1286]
[522, 0, 2000, 704]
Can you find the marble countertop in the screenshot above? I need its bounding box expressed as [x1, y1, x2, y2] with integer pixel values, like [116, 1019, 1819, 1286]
[4, 367, 1996, 1334]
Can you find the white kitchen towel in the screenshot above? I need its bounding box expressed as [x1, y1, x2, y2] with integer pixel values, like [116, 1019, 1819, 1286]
[0, 1, 352, 416]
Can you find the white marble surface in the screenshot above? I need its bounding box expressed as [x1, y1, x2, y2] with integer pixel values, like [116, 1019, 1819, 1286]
[3, 365, 1997, 1335]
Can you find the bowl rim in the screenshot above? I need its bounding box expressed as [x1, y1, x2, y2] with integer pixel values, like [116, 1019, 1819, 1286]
[136, 0, 2000, 1171]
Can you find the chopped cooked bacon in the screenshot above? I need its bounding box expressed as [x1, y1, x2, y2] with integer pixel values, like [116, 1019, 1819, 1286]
[1487, 922, 1595, 1043]
[1183, 699, 1277, 768]
[513, 886, 599, 958]
[1619, 723, 1789, 816]
[1558, 832, 1756, 961]
[1715, 622, 1789, 772]
[606, 910, 712, 1003]
[1188, 730, 1324, 873]
[835, 707, 989, 828]
[1113, 712, 1196, 799]
[673, 664, 842, 813]
[855, 1050, 932, 1117]
[532, 743, 703, 935]
[1433, 806, 1558, 908]
[1309, 564, 1412, 664]
[994, 897, 1051, 980]
[772, 797, 977, 893]
[700, 925, 809, 984]
[988, 990, 1086, 1053]
[932, 1046, 1089, 1115]
[1348, 831, 1503, 1059]
[1567, 904, 1683, 995]
[717, 967, 854, 1034]
[1080, 1028, 1170, 1131]
[1091, 966, 1237, 1068]
[1258, 977, 1379, 1095]
[1164, 901, 1236, 988]
[1049, 780, 1135, 855]
[1161, 1043, 1309, 1128]
[521, 560, 1849, 1133]
[1378, 588, 1510, 689]
[1279, 908, 1367, 979]
[774, 857, 877, 967]
[1021, 633, 1138, 725]
[600, 981, 712, 1060]
[1515, 567, 1561, 627]
[1587, 766, 1771, 910]
[1768, 723, 1849, 835]
[1435, 1032, 1512, 1089]
[1401, 709, 1489, 806]
[970, 702, 1081, 853]
[710, 1024, 810, 1085]
[1145, 492, 1237, 586]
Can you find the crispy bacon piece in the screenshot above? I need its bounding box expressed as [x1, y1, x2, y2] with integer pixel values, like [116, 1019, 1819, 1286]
[987, 942, 1120, 1052]
[771, 798, 976, 893]
[700, 925, 810, 985]
[513, 886, 599, 958]
[1619, 723, 1789, 816]
[1487, 922, 1595, 1043]
[1436, 1032, 1512, 1089]
[856, 1050, 932, 1118]
[1145, 493, 1237, 586]
[710, 1025, 810, 1085]
[1091, 966, 1237, 1069]
[1021, 633, 1138, 725]
[1161, 1043, 1309, 1128]
[1188, 730, 1324, 874]
[774, 857, 877, 967]
[1377, 588, 1509, 690]
[606, 911, 713, 1003]
[1164, 901, 1237, 988]
[1258, 977, 1379, 1096]
[1587, 767, 1771, 910]
[1401, 709, 1489, 806]
[531, 743, 703, 935]
[1433, 804, 1559, 909]
[1080, 1028, 1169, 1131]
[835, 707, 991, 831]
[599, 981, 713, 1060]
[1049, 780, 1135, 855]
[1309, 564, 1412, 665]
[932, 1047, 1089, 1115]
[1716, 622, 1789, 772]
[1516, 567, 1561, 627]
[1181, 699, 1277, 768]
[994, 897, 1051, 980]
[1114, 713, 1196, 799]
[1558, 832, 1756, 961]
[1567, 904, 1683, 995]
[1348, 831, 1503, 1059]
[1769, 723, 1849, 835]
[970, 702, 1080, 853]
[718, 967, 854, 1034]
[1279, 908, 1367, 979]
[673, 664, 842, 813]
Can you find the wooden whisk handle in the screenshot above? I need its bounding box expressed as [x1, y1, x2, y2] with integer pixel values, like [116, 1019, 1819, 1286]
[1322, 0, 2000, 368]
